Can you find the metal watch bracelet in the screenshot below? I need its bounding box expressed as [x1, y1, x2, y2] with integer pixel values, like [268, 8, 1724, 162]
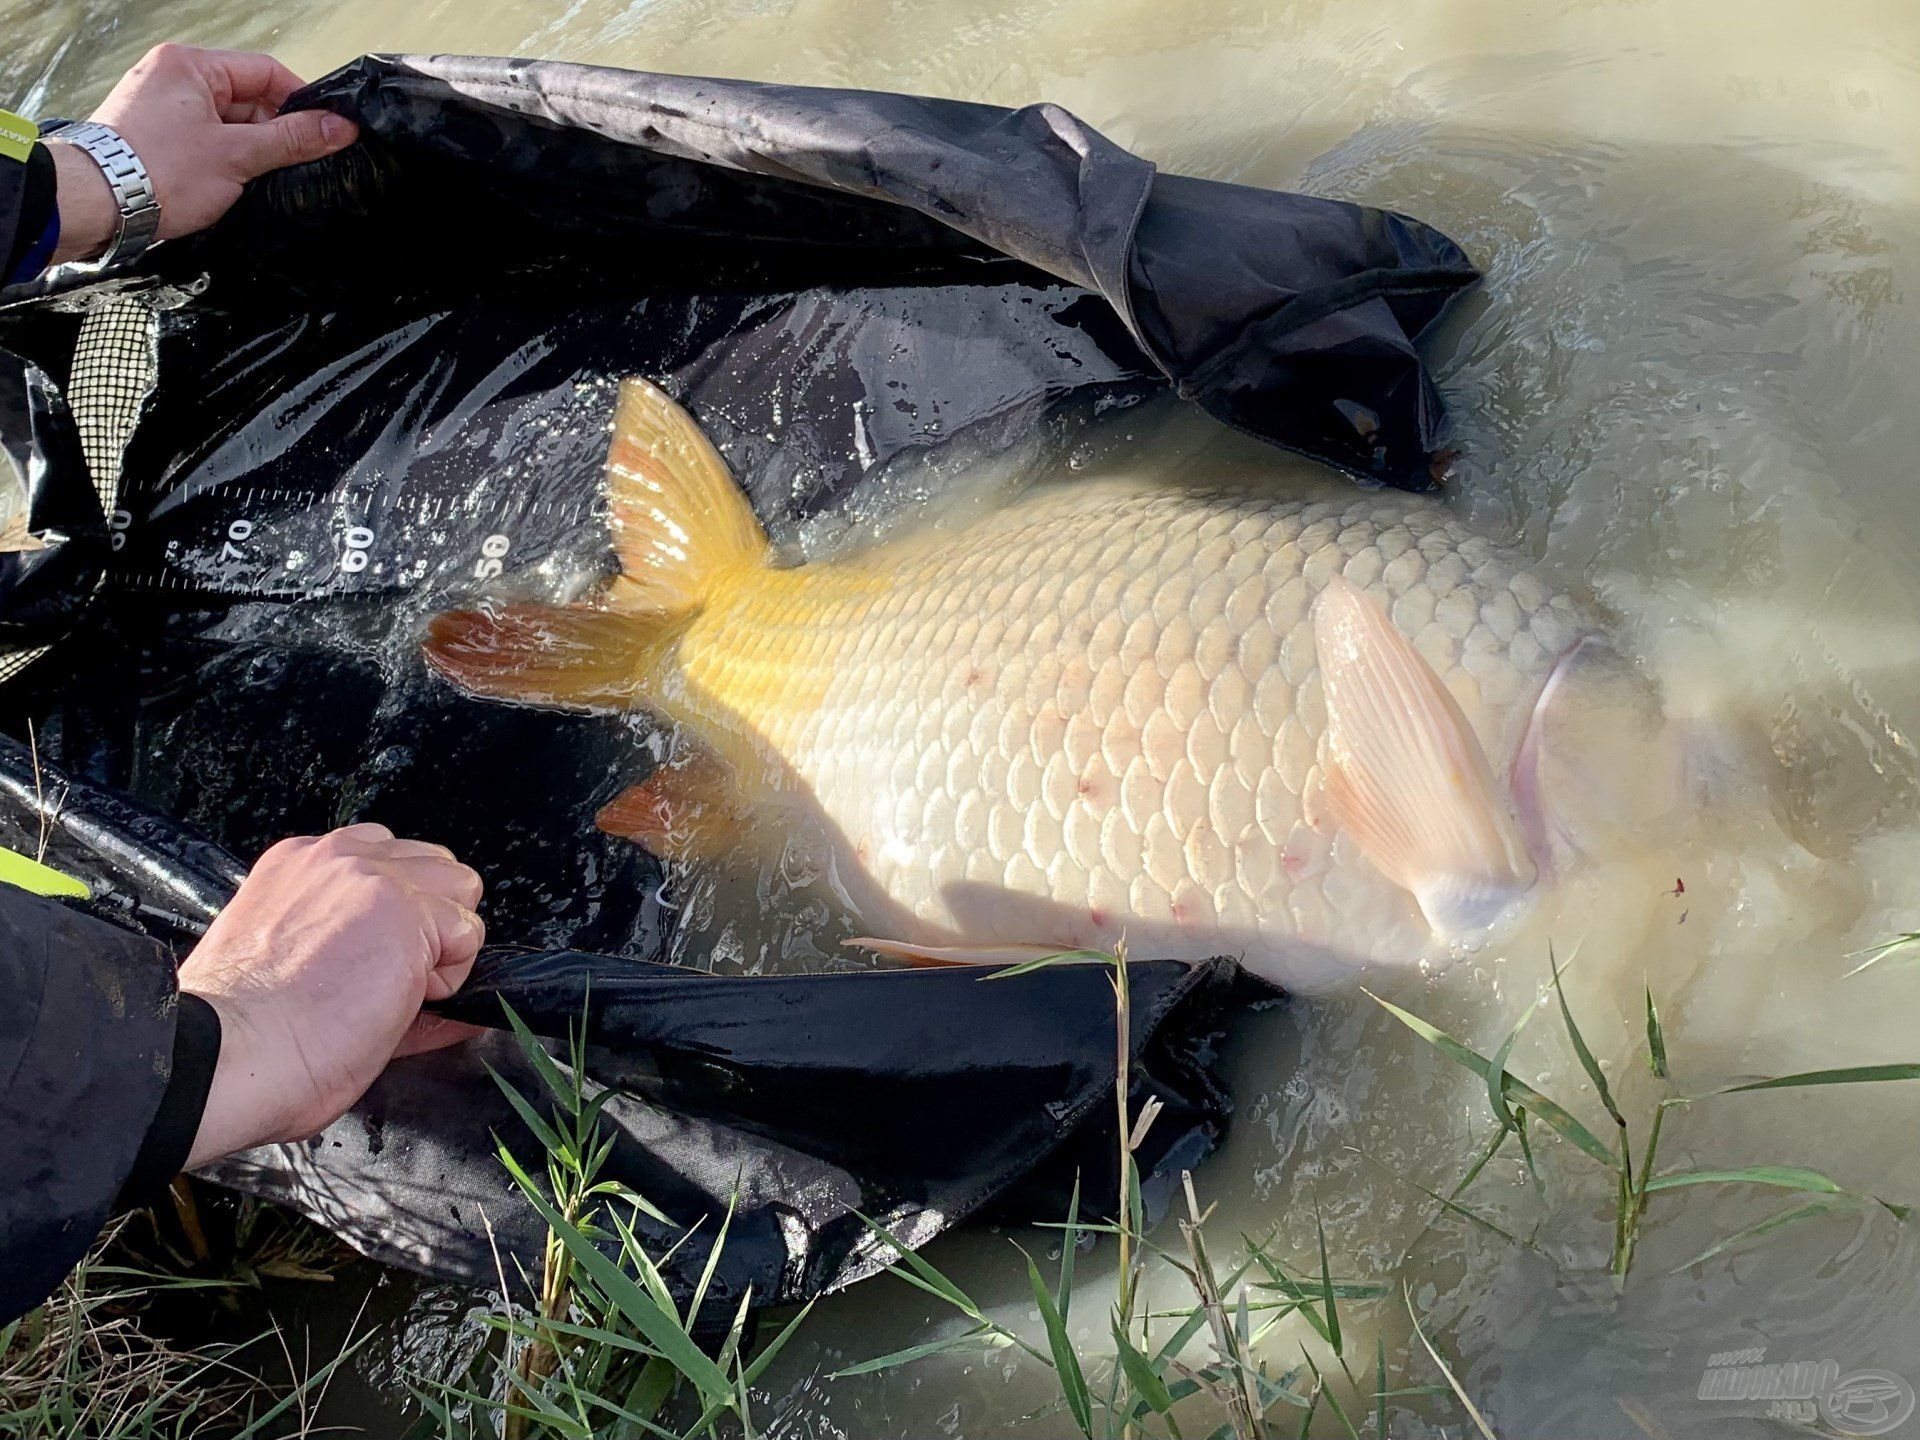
[41, 119, 161, 274]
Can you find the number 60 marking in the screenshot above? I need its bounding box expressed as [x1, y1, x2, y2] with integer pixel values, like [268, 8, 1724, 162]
[339, 524, 375, 575]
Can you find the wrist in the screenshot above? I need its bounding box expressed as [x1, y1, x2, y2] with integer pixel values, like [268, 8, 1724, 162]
[182, 988, 295, 1168]
[46, 139, 115, 263]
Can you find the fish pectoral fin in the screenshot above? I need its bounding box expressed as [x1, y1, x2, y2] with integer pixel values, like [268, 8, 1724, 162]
[844, 938, 1086, 969]
[1312, 575, 1536, 939]
[423, 602, 686, 710]
[596, 749, 750, 863]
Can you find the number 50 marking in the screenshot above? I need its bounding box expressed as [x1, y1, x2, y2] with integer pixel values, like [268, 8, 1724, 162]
[473, 532, 510, 580]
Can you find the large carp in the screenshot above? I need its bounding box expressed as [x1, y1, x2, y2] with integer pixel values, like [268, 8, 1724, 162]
[424, 381, 1669, 991]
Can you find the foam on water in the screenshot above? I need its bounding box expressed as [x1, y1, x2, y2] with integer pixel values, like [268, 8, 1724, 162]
[12, 1, 1920, 1433]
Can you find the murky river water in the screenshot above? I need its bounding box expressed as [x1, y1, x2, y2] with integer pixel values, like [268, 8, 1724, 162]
[11, 1, 1920, 1436]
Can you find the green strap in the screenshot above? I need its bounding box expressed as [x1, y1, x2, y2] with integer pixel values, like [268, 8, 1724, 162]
[0, 843, 89, 899]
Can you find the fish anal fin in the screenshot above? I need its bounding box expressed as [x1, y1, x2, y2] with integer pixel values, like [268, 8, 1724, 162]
[596, 750, 748, 863]
[1312, 575, 1536, 938]
[423, 603, 684, 710]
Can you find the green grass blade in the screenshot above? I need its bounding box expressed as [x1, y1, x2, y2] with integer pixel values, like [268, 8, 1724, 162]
[741, 1300, 814, 1387]
[1644, 984, 1669, 1079]
[1314, 1205, 1343, 1359]
[688, 1195, 738, 1330]
[1295, 1387, 1320, 1439]
[1668, 1198, 1849, 1273]
[229, 1327, 377, 1439]
[1375, 1335, 1389, 1440]
[830, 1327, 1003, 1378]
[1365, 991, 1616, 1167]
[854, 1212, 986, 1322]
[1298, 1349, 1363, 1440]
[1643, 1165, 1847, 1195]
[1247, 1250, 1333, 1345]
[496, 1147, 733, 1402]
[1057, 1175, 1081, 1324]
[1020, 1246, 1092, 1436]
[499, 1003, 575, 1111]
[1363, 1155, 1536, 1251]
[1486, 987, 1550, 1132]
[1718, 1063, 1920, 1093]
[981, 949, 1116, 980]
[1552, 948, 1624, 1131]
[1404, 1284, 1498, 1440]
[1450, 1124, 1510, 1200]
[1151, 1304, 1214, 1368]
[1112, 1315, 1178, 1415]
[1512, 1109, 1543, 1194]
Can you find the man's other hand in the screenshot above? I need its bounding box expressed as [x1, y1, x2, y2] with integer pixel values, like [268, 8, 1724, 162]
[178, 824, 485, 1168]
[51, 43, 359, 263]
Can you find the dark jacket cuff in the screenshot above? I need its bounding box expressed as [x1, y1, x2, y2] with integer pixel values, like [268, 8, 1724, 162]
[114, 993, 221, 1211]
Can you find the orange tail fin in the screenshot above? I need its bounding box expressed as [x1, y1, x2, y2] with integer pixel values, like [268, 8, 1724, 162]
[423, 378, 772, 709]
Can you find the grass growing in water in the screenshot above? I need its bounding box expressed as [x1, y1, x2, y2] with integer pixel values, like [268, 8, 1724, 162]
[835, 943, 1479, 1439]
[407, 1005, 811, 1439]
[24, 937, 1913, 1437]
[1367, 950, 1918, 1287]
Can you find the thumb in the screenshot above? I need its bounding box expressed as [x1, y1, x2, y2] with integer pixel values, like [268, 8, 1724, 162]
[228, 108, 358, 180]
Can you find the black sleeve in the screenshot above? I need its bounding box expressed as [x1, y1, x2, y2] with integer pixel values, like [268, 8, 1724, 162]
[0, 146, 26, 282]
[0, 142, 54, 285]
[0, 887, 201, 1323]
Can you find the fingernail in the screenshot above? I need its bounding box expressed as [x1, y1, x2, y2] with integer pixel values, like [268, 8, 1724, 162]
[321, 112, 355, 147]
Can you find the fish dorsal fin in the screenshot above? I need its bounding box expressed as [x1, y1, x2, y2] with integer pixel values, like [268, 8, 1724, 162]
[604, 378, 770, 614]
[1311, 576, 1537, 938]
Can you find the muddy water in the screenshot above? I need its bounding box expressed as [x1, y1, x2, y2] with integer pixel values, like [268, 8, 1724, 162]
[11, 1, 1920, 1435]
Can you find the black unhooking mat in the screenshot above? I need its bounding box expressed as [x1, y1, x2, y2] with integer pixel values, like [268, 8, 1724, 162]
[0, 54, 1477, 1308]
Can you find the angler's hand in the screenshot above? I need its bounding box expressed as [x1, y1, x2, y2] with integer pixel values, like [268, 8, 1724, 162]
[178, 824, 485, 1168]
[50, 43, 359, 264]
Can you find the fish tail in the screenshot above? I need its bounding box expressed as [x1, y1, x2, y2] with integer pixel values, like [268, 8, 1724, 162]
[422, 378, 769, 709]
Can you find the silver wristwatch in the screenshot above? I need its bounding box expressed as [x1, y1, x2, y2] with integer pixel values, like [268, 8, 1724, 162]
[42, 119, 162, 274]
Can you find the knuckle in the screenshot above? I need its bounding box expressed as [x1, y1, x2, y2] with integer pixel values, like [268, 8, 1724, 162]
[259, 834, 317, 866]
[142, 41, 191, 70]
[328, 821, 392, 847]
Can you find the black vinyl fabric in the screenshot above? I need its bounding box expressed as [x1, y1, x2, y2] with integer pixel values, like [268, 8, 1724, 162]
[0, 347, 100, 651]
[0, 56, 1475, 1306]
[0, 733, 1242, 1310]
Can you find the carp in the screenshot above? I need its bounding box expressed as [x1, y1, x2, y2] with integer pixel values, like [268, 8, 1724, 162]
[424, 380, 1669, 990]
